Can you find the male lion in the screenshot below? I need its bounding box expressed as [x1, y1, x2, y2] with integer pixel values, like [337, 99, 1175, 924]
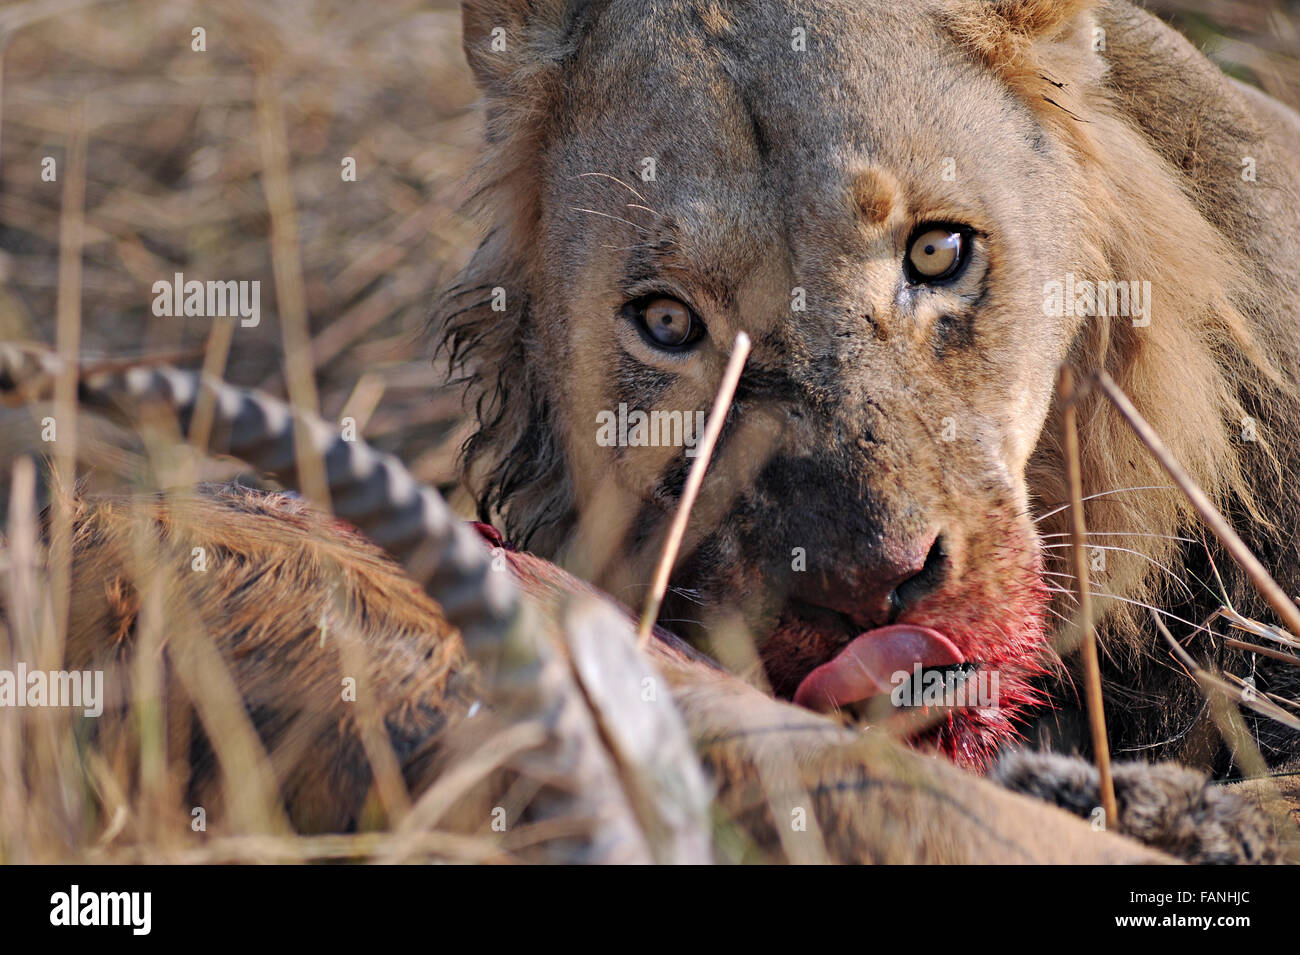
[439, 0, 1300, 778]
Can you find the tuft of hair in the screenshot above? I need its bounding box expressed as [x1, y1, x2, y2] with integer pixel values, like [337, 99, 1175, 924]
[943, 0, 1104, 141]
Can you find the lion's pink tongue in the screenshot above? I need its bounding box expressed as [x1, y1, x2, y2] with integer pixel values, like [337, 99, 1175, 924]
[792, 624, 964, 712]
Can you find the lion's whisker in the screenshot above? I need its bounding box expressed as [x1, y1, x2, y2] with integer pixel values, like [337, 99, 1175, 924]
[1042, 570, 1077, 581]
[1043, 605, 1073, 627]
[626, 202, 664, 219]
[668, 586, 706, 606]
[1038, 531, 1197, 544]
[1031, 485, 1177, 524]
[1045, 584, 1079, 604]
[571, 206, 653, 235]
[1046, 583, 1213, 635]
[1039, 542, 1197, 600]
[576, 171, 650, 204]
[1113, 699, 1210, 753]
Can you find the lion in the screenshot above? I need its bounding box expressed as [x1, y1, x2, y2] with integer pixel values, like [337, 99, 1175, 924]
[437, 0, 1300, 781]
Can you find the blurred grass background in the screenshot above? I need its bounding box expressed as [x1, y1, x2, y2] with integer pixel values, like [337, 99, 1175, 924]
[0, 0, 481, 514]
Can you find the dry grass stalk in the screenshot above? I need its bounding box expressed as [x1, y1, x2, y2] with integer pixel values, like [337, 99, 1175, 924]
[1, 457, 38, 861]
[187, 317, 237, 454]
[135, 418, 295, 838]
[253, 66, 331, 510]
[637, 331, 750, 648]
[48, 101, 86, 664]
[1210, 605, 1300, 651]
[332, 628, 413, 827]
[1149, 612, 1283, 779]
[1058, 366, 1119, 828]
[1150, 608, 1300, 734]
[374, 721, 548, 864]
[1220, 636, 1300, 668]
[1087, 367, 1300, 789]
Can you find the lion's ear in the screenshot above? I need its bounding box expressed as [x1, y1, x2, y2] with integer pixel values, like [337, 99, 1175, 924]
[461, 0, 595, 100]
[944, 0, 1105, 126]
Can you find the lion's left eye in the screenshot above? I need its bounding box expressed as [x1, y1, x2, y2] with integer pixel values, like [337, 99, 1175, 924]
[905, 226, 969, 283]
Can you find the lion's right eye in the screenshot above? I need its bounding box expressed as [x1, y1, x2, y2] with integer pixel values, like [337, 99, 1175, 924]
[627, 296, 704, 350]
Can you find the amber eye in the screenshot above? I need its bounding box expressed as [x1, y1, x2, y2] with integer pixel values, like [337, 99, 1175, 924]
[632, 296, 703, 349]
[905, 226, 969, 283]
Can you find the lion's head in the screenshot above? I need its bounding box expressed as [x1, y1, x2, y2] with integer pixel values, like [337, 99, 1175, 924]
[437, 0, 1300, 767]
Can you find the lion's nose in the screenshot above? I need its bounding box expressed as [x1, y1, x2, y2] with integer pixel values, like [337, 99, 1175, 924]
[791, 531, 949, 630]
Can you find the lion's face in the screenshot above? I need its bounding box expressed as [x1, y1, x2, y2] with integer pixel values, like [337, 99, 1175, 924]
[448, 0, 1288, 768]
[502, 0, 1100, 763]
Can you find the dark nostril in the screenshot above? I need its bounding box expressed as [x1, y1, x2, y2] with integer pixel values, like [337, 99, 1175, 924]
[889, 534, 948, 616]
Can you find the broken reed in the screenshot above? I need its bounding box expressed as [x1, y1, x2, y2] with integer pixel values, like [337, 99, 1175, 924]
[636, 332, 751, 649]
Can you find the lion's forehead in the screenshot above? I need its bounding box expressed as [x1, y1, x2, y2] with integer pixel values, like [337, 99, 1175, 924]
[570, 0, 1018, 160]
[553, 0, 1053, 276]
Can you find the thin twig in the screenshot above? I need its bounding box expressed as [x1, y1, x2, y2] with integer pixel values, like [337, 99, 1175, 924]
[1212, 605, 1300, 650]
[50, 101, 87, 666]
[1221, 636, 1300, 668]
[1152, 611, 1299, 741]
[637, 332, 751, 648]
[1058, 367, 1119, 828]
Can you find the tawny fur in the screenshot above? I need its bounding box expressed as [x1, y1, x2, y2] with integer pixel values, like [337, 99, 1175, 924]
[62, 488, 473, 833]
